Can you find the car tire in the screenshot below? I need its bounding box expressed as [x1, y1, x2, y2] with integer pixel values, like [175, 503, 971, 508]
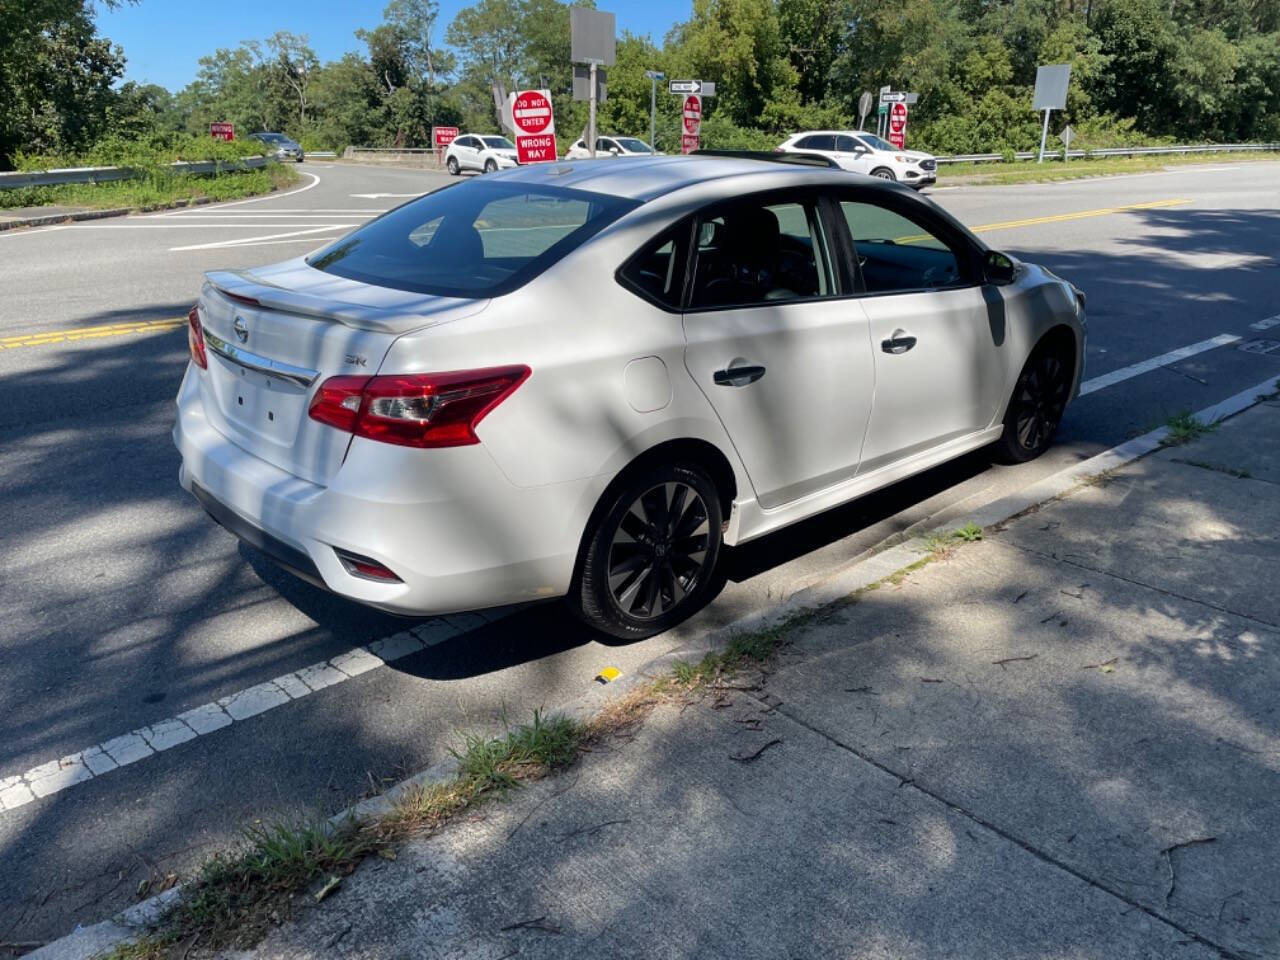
[570, 463, 723, 640]
[871, 167, 896, 181]
[446, 156, 460, 175]
[994, 344, 1073, 464]
[484, 158, 498, 173]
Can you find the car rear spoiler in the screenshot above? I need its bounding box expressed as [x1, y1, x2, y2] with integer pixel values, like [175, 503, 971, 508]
[689, 149, 841, 169]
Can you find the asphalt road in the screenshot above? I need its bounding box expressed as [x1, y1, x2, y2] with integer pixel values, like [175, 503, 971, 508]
[2, 159, 1279, 948]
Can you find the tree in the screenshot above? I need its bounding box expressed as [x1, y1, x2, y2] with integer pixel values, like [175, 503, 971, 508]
[0, 0, 129, 166]
[265, 32, 319, 128]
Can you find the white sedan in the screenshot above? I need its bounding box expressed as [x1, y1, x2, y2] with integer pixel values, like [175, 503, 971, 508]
[777, 131, 938, 188]
[566, 136, 658, 159]
[444, 134, 519, 174]
[175, 155, 1085, 638]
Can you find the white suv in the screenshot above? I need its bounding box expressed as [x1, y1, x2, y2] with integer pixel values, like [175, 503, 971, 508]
[444, 134, 519, 174]
[777, 131, 937, 188]
[566, 136, 658, 159]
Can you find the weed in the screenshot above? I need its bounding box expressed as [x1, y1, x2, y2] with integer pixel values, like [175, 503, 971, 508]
[451, 709, 583, 790]
[1163, 411, 1217, 446]
[952, 522, 984, 542]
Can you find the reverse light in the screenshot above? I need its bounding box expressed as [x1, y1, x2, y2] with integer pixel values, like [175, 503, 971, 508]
[187, 305, 207, 369]
[308, 365, 531, 448]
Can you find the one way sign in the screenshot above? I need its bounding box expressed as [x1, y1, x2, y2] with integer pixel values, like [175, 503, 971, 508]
[668, 79, 716, 96]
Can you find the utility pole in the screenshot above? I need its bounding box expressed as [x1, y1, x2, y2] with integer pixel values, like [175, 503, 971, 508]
[588, 62, 598, 157]
[644, 70, 664, 151]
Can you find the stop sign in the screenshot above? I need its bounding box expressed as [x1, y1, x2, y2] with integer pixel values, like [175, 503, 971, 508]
[512, 90, 554, 135]
[889, 101, 908, 134]
[683, 95, 702, 135]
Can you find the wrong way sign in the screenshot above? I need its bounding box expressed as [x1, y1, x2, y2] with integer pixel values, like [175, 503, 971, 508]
[510, 89, 558, 164]
[888, 101, 908, 149]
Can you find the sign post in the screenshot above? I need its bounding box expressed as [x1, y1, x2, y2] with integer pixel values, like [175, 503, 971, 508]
[644, 70, 664, 151]
[1033, 63, 1071, 163]
[887, 101, 909, 149]
[431, 126, 459, 163]
[510, 89, 557, 164]
[858, 92, 873, 131]
[1059, 124, 1074, 162]
[209, 122, 234, 142]
[570, 7, 616, 158]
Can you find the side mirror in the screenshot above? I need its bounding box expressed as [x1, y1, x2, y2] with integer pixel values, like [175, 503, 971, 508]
[984, 250, 1017, 285]
[609, 146, 620, 156]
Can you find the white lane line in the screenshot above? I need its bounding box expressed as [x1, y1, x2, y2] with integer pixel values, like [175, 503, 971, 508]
[140, 212, 384, 219]
[1079, 333, 1241, 396]
[168, 225, 345, 251]
[1250, 315, 1280, 331]
[351, 192, 425, 199]
[196, 235, 343, 250]
[159, 171, 321, 215]
[0, 610, 515, 813]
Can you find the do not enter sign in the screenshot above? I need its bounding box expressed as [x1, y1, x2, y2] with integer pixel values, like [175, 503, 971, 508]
[510, 88, 558, 164]
[512, 90, 553, 135]
[888, 101, 908, 149]
[682, 95, 702, 135]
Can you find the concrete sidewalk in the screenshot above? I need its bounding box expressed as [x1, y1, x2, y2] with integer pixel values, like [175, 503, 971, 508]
[198, 401, 1280, 958]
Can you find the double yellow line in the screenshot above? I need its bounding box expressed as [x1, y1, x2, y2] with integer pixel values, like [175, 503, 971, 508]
[967, 197, 1190, 234]
[0, 317, 185, 351]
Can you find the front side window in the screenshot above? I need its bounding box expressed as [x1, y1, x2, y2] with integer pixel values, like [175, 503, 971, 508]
[308, 181, 638, 298]
[835, 135, 859, 152]
[689, 197, 835, 309]
[839, 200, 966, 293]
[855, 134, 893, 152]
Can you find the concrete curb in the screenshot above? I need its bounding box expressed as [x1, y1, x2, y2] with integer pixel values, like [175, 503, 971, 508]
[27, 372, 1280, 960]
[0, 196, 220, 232]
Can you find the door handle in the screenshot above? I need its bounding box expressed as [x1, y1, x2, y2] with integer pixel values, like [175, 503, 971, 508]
[713, 364, 766, 387]
[880, 330, 917, 355]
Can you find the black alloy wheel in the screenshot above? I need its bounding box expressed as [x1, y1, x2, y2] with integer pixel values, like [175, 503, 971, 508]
[571, 464, 722, 639]
[997, 348, 1071, 463]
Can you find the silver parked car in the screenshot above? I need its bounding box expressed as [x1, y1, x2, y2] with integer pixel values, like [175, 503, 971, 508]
[250, 132, 304, 162]
[176, 154, 1085, 638]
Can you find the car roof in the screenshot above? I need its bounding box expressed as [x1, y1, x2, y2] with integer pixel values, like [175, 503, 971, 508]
[491, 154, 903, 203]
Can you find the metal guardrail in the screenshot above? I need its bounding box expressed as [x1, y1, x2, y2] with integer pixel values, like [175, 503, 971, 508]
[936, 142, 1280, 164]
[0, 155, 270, 190]
[307, 151, 337, 158]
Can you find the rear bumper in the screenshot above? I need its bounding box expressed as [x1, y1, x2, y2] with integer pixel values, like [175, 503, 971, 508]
[173, 367, 597, 616]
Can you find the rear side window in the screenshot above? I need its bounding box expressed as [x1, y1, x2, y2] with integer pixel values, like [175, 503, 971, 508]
[839, 200, 967, 293]
[689, 197, 835, 309]
[308, 182, 638, 298]
[618, 229, 687, 309]
[796, 134, 835, 151]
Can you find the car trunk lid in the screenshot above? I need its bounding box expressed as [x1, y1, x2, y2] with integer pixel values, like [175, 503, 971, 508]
[196, 262, 488, 485]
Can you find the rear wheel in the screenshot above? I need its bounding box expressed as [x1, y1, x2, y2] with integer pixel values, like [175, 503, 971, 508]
[446, 156, 460, 175]
[484, 158, 498, 173]
[995, 346, 1072, 463]
[871, 167, 896, 181]
[570, 464, 722, 640]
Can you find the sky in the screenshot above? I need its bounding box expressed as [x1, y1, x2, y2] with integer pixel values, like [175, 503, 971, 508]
[95, 1, 688, 92]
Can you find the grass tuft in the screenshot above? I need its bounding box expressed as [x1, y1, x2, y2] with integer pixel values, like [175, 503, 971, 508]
[2, 164, 298, 213]
[1163, 411, 1217, 446]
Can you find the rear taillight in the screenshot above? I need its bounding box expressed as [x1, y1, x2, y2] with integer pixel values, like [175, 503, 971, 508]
[308, 366, 531, 448]
[334, 549, 402, 582]
[188, 305, 207, 369]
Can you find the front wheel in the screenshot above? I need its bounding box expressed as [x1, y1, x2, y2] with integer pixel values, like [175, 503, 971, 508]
[484, 158, 498, 173]
[995, 347, 1072, 463]
[870, 167, 896, 181]
[570, 464, 722, 640]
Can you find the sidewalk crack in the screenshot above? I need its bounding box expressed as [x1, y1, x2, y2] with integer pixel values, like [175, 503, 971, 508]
[759, 696, 1247, 960]
[1004, 540, 1280, 630]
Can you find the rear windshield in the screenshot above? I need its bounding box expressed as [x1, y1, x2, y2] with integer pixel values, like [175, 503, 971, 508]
[307, 181, 639, 298]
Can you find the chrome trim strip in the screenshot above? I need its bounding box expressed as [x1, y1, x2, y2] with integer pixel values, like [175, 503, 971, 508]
[201, 326, 319, 389]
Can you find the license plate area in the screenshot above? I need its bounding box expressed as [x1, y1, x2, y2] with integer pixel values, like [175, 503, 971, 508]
[212, 360, 309, 446]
